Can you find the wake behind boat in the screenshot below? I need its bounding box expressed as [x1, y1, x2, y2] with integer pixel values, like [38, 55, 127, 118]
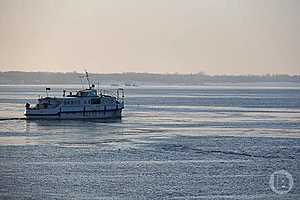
[24, 71, 124, 119]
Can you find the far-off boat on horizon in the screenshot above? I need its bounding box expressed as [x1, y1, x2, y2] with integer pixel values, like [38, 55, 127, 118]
[24, 71, 124, 119]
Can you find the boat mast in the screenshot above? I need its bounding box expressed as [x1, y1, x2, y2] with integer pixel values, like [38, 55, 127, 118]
[85, 70, 91, 89]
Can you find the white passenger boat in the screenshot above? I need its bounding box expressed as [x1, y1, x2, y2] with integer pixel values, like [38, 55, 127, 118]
[24, 72, 124, 119]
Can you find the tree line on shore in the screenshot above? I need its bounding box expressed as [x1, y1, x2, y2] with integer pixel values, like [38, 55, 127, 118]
[0, 71, 299, 85]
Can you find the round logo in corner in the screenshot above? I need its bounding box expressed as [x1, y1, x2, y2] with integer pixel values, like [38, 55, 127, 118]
[269, 170, 294, 195]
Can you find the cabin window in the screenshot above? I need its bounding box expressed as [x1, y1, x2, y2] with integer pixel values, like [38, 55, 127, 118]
[91, 98, 101, 104]
[90, 91, 97, 96]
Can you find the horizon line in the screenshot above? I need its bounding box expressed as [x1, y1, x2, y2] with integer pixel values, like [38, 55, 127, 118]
[1, 70, 299, 76]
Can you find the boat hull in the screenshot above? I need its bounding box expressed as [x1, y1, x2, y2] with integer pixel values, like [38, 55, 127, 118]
[25, 109, 123, 120]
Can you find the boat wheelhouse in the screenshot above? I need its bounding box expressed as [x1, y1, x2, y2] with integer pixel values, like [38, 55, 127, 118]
[24, 72, 124, 119]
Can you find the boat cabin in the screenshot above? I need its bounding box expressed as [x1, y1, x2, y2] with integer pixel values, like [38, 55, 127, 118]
[67, 89, 98, 97]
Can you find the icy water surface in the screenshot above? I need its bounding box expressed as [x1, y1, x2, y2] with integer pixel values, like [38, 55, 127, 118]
[0, 85, 299, 199]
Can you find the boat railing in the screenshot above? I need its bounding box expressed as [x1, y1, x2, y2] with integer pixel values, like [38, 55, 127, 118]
[29, 101, 61, 110]
[98, 88, 124, 102]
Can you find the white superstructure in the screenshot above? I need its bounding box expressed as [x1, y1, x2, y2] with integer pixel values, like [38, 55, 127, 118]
[24, 72, 124, 119]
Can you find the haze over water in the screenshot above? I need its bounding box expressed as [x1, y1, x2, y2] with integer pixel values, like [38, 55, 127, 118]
[1, 0, 299, 74]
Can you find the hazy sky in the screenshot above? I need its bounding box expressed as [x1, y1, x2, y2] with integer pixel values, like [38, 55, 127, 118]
[0, 0, 299, 74]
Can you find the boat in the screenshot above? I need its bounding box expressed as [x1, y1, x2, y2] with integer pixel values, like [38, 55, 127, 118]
[24, 71, 124, 119]
[124, 82, 138, 87]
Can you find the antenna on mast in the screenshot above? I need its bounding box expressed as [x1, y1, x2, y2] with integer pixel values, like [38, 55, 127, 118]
[84, 69, 91, 89]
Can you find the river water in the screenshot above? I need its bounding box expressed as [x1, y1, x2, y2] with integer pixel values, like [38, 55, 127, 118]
[0, 84, 299, 199]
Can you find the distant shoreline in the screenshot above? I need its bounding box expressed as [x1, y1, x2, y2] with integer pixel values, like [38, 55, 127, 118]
[1, 71, 299, 85]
